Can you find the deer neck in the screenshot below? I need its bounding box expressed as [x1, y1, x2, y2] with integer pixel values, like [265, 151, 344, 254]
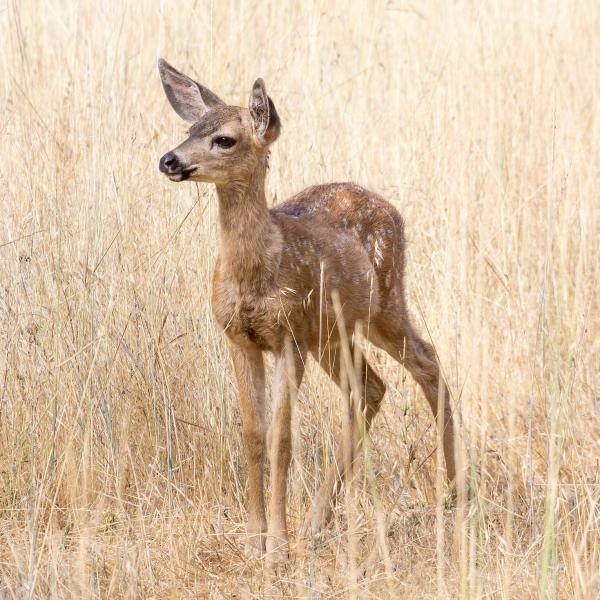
[215, 157, 280, 295]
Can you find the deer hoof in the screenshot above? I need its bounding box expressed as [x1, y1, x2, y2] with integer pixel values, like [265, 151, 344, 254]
[300, 500, 333, 539]
[244, 532, 266, 559]
[266, 533, 289, 565]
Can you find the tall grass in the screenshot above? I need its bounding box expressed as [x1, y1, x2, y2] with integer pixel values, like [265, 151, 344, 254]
[0, 0, 598, 597]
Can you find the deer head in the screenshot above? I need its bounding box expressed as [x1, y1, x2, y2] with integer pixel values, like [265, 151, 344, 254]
[158, 59, 281, 185]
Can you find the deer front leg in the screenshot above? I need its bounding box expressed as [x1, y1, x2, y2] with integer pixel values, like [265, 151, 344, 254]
[266, 341, 306, 564]
[229, 343, 267, 558]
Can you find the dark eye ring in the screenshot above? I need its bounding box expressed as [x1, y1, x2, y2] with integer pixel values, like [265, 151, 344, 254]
[213, 136, 236, 149]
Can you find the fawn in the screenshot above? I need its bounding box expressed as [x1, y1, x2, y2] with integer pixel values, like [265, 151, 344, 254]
[158, 59, 456, 563]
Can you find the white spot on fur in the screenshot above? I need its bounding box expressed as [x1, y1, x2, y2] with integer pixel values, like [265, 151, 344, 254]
[373, 238, 383, 268]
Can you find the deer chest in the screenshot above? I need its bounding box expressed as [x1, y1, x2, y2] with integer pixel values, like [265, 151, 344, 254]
[210, 275, 281, 350]
[215, 298, 282, 349]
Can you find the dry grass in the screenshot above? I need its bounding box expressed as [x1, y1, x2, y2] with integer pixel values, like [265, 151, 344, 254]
[1, 0, 599, 597]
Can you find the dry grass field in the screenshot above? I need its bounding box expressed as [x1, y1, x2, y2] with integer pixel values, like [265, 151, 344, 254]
[1, 0, 598, 597]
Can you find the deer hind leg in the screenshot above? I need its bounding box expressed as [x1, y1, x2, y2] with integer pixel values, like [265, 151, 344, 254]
[372, 318, 457, 482]
[266, 341, 306, 563]
[302, 346, 386, 537]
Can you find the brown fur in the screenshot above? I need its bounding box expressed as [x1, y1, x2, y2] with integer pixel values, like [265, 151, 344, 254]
[158, 59, 456, 563]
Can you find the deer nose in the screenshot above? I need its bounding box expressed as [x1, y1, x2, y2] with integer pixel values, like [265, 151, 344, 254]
[159, 152, 180, 173]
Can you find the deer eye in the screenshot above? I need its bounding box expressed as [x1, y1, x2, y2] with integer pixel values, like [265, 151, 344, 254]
[213, 136, 236, 149]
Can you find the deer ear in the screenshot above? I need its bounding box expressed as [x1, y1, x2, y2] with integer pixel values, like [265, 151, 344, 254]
[158, 58, 224, 122]
[249, 78, 281, 145]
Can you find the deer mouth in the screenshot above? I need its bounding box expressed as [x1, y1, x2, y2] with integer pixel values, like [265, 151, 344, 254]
[167, 167, 198, 182]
